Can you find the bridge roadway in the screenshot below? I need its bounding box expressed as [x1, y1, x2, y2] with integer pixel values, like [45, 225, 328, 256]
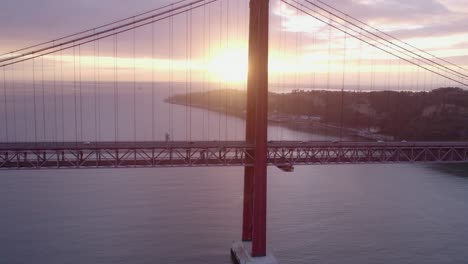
[0, 141, 467, 169]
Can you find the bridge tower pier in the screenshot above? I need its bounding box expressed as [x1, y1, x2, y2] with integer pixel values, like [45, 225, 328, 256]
[231, 0, 278, 263]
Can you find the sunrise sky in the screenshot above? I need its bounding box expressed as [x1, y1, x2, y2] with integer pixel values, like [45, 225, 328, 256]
[0, 0, 467, 88]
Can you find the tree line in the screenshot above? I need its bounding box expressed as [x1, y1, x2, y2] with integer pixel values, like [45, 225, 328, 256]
[166, 87, 468, 141]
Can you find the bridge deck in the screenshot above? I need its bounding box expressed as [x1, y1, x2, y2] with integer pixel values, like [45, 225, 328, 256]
[1, 141, 467, 169]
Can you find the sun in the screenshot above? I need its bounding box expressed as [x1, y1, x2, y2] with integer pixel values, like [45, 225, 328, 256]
[208, 48, 248, 83]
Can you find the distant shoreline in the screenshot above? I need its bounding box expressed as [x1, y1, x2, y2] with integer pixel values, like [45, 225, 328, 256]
[165, 87, 468, 141]
[165, 98, 386, 141]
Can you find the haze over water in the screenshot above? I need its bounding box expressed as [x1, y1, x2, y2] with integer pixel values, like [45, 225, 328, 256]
[0, 82, 343, 142]
[1, 90, 468, 264]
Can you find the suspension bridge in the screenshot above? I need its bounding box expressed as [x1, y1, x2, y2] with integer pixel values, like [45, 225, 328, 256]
[1, 0, 468, 262]
[1, 141, 467, 169]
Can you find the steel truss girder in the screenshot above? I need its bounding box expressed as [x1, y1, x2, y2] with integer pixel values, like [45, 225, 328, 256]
[1, 142, 467, 169]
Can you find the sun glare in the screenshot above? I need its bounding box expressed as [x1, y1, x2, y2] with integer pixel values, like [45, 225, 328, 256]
[208, 48, 248, 83]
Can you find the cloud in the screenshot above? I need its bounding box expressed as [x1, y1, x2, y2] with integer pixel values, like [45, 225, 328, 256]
[438, 0, 468, 13]
[1, 0, 466, 82]
[274, 0, 468, 58]
[0, 0, 177, 51]
[275, 0, 465, 36]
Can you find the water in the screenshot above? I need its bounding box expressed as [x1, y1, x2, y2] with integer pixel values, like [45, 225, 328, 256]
[1, 85, 468, 263]
[1, 165, 468, 263]
[0, 82, 341, 142]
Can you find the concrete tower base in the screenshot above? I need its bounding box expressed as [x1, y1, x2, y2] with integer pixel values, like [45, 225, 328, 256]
[230, 241, 279, 264]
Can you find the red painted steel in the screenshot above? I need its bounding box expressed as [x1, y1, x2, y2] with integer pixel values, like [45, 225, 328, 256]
[242, 0, 260, 243]
[245, 0, 269, 257]
[242, 166, 254, 241]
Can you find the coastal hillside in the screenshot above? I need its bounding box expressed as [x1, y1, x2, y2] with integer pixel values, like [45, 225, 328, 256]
[165, 87, 468, 141]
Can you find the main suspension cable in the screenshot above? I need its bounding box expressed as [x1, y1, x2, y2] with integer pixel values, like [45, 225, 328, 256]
[281, 0, 468, 87]
[0, 0, 220, 68]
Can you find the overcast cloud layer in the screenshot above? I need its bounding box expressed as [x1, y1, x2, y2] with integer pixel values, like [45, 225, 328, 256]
[0, 0, 467, 71]
[0, 0, 467, 45]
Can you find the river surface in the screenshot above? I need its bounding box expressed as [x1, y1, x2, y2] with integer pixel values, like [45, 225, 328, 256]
[1, 84, 468, 263]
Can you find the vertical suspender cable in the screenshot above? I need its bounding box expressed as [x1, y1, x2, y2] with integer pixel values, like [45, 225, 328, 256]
[299, 20, 303, 140]
[430, 62, 435, 90]
[2, 67, 7, 142]
[208, 3, 211, 140]
[202, 3, 206, 140]
[113, 35, 117, 142]
[309, 14, 316, 139]
[445, 66, 449, 87]
[419, 60, 425, 125]
[234, 0, 238, 140]
[294, 7, 299, 141]
[97, 37, 102, 142]
[33, 59, 37, 143]
[170, 6, 174, 140]
[386, 58, 391, 90]
[97, 33, 101, 142]
[356, 30, 362, 130]
[218, 0, 222, 140]
[152, 21, 155, 141]
[401, 60, 406, 91]
[280, 2, 285, 141]
[416, 60, 420, 91]
[94, 31, 98, 144]
[115, 34, 119, 142]
[41, 57, 46, 141]
[339, 26, 347, 141]
[185, 11, 189, 141]
[310, 19, 316, 89]
[267, 3, 273, 140]
[396, 58, 401, 138]
[79, 45, 83, 142]
[22, 62, 27, 141]
[60, 50, 65, 143]
[115, 35, 120, 141]
[385, 56, 391, 139]
[422, 61, 427, 92]
[189, 6, 193, 141]
[325, 19, 332, 140]
[277, 2, 281, 141]
[53, 42, 58, 143]
[73, 46, 78, 143]
[133, 17, 137, 143]
[369, 48, 375, 133]
[225, 0, 229, 141]
[12, 64, 17, 142]
[299, 22, 304, 140]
